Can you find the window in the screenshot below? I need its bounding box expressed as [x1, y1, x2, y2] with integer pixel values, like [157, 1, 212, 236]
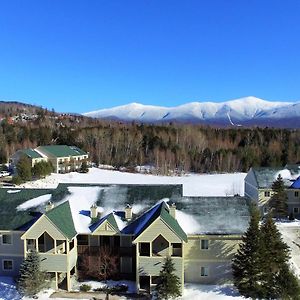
[264, 191, 271, 197]
[77, 235, 89, 246]
[200, 266, 209, 277]
[139, 243, 150, 256]
[200, 239, 209, 250]
[294, 207, 299, 214]
[2, 260, 13, 271]
[295, 191, 299, 197]
[2, 234, 12, 245]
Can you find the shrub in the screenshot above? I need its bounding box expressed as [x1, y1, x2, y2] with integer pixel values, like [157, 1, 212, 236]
[12, 175, 23, 185]
[79, 284, 91, 292]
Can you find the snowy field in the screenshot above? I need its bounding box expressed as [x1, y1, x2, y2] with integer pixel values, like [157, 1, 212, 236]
[19, 167, 246, 197]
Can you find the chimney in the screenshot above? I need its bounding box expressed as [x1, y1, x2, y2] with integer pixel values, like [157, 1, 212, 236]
[169, 203, 176, 219]
[90, 204, 98, 219]
[125, 204, 132, 221]
[45, 201, 54, 212]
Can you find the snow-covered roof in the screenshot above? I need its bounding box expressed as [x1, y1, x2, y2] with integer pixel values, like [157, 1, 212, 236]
[2, 184, 250, 235]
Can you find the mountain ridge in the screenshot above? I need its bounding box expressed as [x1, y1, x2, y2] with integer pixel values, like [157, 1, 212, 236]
[83, 96, 300, 127]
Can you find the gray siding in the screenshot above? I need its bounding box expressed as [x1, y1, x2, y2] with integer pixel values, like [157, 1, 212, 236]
[244, 169, 259, 202]
[0, 256, 24, 277]
[0, 231, 24, 256]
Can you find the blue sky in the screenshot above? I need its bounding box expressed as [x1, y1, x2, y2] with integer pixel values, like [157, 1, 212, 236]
[0, 0, 300, 113]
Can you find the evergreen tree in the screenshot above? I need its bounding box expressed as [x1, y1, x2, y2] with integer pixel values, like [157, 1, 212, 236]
[277, 263, 300, 300]
[16, 155, 32, 182]
[270, 174, 288, 219]
[17, 250, 47, 297]
[80, 161, 89, 173]
[155, 257, 181, 299]
[232, 207, 265, 298]
[32, 161, 54, 178]
[260, 214, 300, 299]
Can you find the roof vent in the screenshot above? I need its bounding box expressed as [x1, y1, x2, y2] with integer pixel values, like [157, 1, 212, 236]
[45, 201, 54, 212]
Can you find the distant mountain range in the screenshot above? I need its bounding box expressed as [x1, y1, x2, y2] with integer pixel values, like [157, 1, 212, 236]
[83, 96, 300, 128]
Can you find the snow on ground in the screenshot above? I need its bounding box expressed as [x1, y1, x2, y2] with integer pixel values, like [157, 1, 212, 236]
[277, 220, 300, 277]
[73, 279, 136, 294]
[20, 167, 246, 197]
[0, 277, 21, 300]
[179, 284, 246, 300]
[16, 194, 52, 211]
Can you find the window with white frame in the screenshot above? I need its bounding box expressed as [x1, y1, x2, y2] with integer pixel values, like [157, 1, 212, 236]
[2, 234, 12, 245]
[200, 266, 209, 277]
[200, 239, 209, 250]
[264, 191, 271, 197]
[2, 260, 13, 271]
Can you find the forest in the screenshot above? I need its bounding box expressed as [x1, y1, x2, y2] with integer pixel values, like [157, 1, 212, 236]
[0, 105, 299, 174]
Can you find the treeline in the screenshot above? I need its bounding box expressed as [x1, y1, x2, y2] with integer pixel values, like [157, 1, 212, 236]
[1, 118, 300, 173]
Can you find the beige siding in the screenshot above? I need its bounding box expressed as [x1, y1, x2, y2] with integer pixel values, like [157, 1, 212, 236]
[22, 216, 66, 240]
[68, 247, 77, 270]
[185, 260, 232, 284]
[92, 221, 118, 236]
[258, 189, 273, 207]
[185, 236, 240, 261]
[40, 253, 68, 272]
[134, 218, 182, 243]
[139, 256, 182, 277]
[184, 235, 241, 284]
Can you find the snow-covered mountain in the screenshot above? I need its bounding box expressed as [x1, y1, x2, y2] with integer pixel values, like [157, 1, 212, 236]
[83, 96, 300, 127]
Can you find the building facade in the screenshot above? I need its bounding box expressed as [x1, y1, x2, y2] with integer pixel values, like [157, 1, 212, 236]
[245, 166, 300, 217]
[0, 184, 250, 293]
[10, 145, 88, 174]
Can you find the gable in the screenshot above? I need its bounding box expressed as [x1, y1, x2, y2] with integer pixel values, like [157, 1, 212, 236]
[133, 217, 182, 243]
[21, 215, 66, 240]
[91, 220, 118, 236]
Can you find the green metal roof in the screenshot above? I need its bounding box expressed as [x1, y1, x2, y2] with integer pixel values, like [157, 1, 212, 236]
[46, 201, 77, 240]
[38, 145, 87, 158]
[0, 188, 53, 230]
[21, 149, 43, 159]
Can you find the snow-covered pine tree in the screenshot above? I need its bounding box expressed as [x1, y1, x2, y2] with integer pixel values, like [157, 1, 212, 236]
[155, 257, 181, 299]
[270, 174, 288, 219]
[260, 214, 300, 299]
[232, 206, 265, 298]
[17, 250, 46, 296]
